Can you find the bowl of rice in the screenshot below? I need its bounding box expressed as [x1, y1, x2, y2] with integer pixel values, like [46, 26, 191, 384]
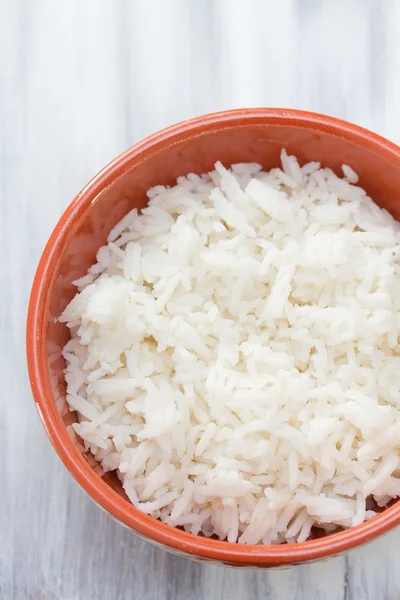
[27, 108, 400, 567]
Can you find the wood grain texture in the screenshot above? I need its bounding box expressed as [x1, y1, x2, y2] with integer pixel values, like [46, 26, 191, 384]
[1, 0, 400, 598]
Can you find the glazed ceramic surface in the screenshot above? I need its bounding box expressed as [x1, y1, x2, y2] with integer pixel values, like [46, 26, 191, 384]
[28, 109, 400, 567]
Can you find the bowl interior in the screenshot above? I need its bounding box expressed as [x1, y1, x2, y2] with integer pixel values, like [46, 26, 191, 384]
[37, 112, 400, 559]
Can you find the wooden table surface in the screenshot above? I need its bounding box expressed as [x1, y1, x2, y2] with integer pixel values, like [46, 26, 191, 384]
[2, 0, 400, 598]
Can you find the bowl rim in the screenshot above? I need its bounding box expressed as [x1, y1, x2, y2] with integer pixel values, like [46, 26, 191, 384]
[27, 107, 400, 566]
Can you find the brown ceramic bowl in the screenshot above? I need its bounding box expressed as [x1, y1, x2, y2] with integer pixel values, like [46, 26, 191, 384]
[27, 108, 400, 567]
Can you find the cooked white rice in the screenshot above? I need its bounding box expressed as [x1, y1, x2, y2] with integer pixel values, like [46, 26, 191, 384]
[60, 151, 400, 545]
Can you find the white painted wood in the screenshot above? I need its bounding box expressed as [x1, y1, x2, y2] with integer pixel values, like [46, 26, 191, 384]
[1, 0, 400, 598]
